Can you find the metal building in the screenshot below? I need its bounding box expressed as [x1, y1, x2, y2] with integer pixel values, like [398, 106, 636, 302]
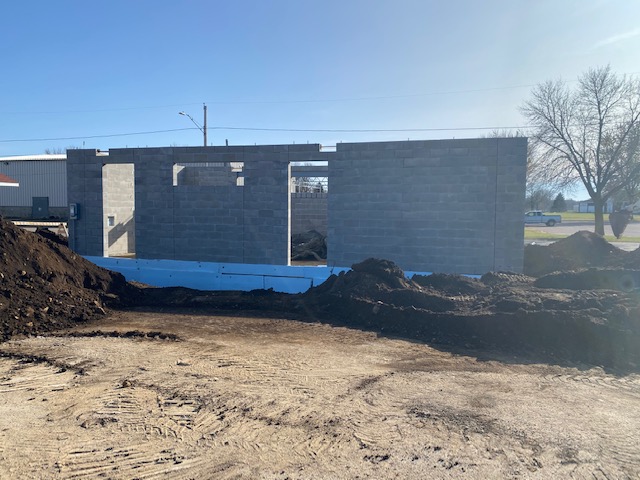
[0, 154, 67, 219]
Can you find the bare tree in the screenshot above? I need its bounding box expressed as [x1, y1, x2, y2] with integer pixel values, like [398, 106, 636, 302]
[526, 185, 554, 211]
[521, 66, 640, 235]
[482, 129, 563, 208]
[44, 146, 80, 154]
[44, 147, 65, 154]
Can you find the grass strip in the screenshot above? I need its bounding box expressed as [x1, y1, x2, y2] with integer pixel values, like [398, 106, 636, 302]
[524, 229, 640, 243]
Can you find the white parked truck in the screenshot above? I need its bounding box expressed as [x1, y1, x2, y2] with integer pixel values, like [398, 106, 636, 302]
[524, 211, 562, 227]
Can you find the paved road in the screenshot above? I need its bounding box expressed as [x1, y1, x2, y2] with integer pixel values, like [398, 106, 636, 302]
[526, 220, 640, 251]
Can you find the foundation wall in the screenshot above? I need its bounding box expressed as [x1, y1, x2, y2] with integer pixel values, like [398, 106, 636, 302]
[291, 193, 328, 236]
[67, 138, 526, 273]
[67, 145, 329, 264]
[327, 138, 527, 274]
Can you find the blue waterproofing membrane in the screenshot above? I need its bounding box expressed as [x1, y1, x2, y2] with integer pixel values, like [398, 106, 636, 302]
[85, 257, 443, 294]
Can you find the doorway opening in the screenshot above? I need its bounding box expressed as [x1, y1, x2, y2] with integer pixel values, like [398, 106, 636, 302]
[290, 162, 328, 266]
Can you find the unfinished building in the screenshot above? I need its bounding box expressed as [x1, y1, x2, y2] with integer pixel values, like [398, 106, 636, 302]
[67, 137, 527, 275]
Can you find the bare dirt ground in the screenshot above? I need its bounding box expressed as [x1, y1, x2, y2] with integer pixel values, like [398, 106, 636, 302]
[1, 310, 639, 479]
[2, 218, 640, 478]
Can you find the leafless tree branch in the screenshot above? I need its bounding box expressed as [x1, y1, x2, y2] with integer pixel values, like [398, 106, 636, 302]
[520, 66, 640, 234]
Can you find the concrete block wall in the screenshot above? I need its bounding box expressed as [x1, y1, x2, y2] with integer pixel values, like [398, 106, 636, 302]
[103, 163, 135, 256]
[242, 147, 291, 264]
[172, 182, 244, 263]
[66, 150, 107, 256]
[68, 145, 330, 264]
[239, 145, 330, 264]
[175, 163, 238, 186]
[493, 139, 528, 272]
[132, 149, 176, 260]
[291, 193, 328, 236]
[327, 138, 527, 274]
[68, 140, 526, 273]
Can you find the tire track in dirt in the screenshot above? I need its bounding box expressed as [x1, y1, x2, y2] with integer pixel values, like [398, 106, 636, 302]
[2, 313, 640, 479]
[53, 385, 216, 479]
[123, 332, 381, 471]
[543, 371, 640, 395]
[209, 351, 386, 464]
[580, 415, 640, 477]
[58, 444, 207, 479]
[122, 366, 348, 469]
[537, 370, 640, 476]
[597, 431, 640, 476]
[339, 363, 640, 477]
[0, 352, 82, 480]
[402, 400, 549, 475]
[0, 359, 73, 394]
[0, 340, 224, 479]
[139, 376, 353, 466]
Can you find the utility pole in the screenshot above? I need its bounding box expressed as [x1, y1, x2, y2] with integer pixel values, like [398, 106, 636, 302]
[179, 104, 208, 146]
[203, 103, 207, 147]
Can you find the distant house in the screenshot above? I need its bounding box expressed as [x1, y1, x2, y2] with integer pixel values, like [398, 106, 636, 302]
[0, 154, 67, 219]
[0, 173, 19, 187]
[573, 198, 614, 213]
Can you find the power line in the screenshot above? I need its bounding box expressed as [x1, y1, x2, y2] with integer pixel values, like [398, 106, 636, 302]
[0, 84, 539, 115]
[0, 103, 204, 115]
[0, 125, 531, 144]
[0, 127, 197, 144]
[209, 125, 531, 133]
[2, 71, 639, 116]
[203, 84, 538, 105]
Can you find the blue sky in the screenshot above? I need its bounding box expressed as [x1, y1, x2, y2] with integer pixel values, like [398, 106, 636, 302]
[1, 0, 639, 178]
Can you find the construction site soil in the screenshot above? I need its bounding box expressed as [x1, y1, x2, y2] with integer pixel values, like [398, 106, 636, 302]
[1, 218, 639, 478]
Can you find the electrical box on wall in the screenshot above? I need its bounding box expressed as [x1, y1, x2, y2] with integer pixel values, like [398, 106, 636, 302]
[69, 203, 79, 220]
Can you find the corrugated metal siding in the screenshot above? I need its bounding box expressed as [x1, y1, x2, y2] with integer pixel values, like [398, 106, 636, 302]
[0, 160, 67, 207]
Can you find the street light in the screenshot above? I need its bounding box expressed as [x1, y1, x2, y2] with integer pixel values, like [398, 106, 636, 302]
[178, 103, 208, 146]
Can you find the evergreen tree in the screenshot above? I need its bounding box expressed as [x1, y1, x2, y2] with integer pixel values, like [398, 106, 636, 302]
[551, 193, 567, 212]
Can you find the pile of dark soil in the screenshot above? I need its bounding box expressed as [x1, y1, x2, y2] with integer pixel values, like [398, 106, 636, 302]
[535, 269, 640, 291]
[291, 230, 327, 261]
[3, 216, 640, 372]
[35, 226, 68, 247]
[524, 230, 632, 276]
[413, 272, 488, 295]
[0, 217, 138, 340]
[298, 258, 640, 371]
[309, 258, 456, 311]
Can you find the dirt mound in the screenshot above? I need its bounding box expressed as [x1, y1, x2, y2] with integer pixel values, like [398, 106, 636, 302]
[622, 247, 640, 269]
[3, 219, 640, 371]
[299, 258, 640, 371]
[412, 272, 488, 296]
[35, 227, 68, 247]
[524, 231, 627, 277]
[0, 217, 138, 340]
[291, 230, 326, 261]
[311, 258, 455, 311]
[534, 268, 640, 292]
[480, 271, 535, 287]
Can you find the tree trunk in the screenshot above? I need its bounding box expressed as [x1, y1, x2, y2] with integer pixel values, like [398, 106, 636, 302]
[593, 198, 605, 236]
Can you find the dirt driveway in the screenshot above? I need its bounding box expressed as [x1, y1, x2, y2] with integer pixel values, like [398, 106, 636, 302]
[1, 310, 638, 479]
